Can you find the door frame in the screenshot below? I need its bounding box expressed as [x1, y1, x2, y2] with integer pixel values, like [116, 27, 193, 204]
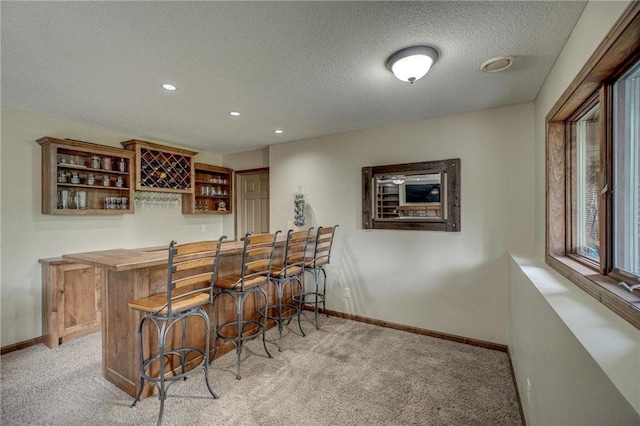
[234, 167, 269, 240]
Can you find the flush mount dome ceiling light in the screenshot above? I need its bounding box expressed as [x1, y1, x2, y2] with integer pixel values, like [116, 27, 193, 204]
[161, 83, 177, 91]
[386, 45, 439, 83]
[480, 56, 515, 73]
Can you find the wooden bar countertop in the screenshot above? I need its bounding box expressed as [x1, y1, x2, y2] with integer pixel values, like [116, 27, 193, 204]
[62, 239, 251, 271]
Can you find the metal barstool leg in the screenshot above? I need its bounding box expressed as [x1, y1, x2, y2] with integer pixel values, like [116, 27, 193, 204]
[297, 274, 306, 337]
[180, 317, 187, 379]
[313, 269, 320, 330]
[260, 288, 273, 359]
[156, 321, 168, 426]
[131, 316, 146, 407]
[294, 277, 306, 337]
[211, 291, 225, 365]
[285, 278, 294, 327]
[209, 295, 218, 365]
[276, 280, 284, 351]
[157, 398, 165, 426]
[199, 309, 219, 399]
[283, 277, 299, 326]
[321, 267, 328, 317]
[235, 293, 244, 380]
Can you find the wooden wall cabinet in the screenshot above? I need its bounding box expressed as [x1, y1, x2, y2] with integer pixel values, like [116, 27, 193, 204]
[37, 137, 135, 214]
[182, 163, 233, 214]
[121, 139, 197, 194]
[39, 258, 102, 348]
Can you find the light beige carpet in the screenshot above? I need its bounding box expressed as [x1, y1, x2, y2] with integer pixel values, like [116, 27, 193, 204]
[1, 315, 522, 425]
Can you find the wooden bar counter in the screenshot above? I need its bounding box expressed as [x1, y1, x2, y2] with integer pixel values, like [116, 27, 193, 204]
[62, 240, 285, 400]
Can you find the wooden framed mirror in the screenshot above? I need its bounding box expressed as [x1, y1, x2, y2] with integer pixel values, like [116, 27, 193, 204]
[362, 158, 460, 231]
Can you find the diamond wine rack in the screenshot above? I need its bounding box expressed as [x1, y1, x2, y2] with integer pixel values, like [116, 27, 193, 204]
[121, 139, 196, 194]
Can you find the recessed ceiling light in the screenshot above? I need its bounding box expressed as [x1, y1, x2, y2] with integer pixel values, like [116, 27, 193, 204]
[274, 129, 284, 134]
[161, 83, 177, 91]
[229, 111, 241, 117]
[480, 56, 515, 73]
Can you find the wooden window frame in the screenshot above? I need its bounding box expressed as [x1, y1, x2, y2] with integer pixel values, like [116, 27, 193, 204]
[546, 3, 640, 329]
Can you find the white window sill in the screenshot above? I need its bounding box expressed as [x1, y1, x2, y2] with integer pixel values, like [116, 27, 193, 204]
[511, 254, 640, 415]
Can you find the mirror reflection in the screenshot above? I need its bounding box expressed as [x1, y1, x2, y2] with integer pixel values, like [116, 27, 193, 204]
[375, 172, 446, 221]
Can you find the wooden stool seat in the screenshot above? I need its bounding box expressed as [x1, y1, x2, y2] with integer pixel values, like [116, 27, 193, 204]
[270, 264, 304, 278]
[215, 274, 268, 290]
[305, 258, 328, 268]
[129, 292, 210, 315]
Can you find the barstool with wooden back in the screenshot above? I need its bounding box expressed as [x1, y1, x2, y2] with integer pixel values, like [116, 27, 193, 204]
[128, 236, 226, 426]
[260, 228, 313, 351]
[294, 225, 338, 331]
[213, 231, 280, 379]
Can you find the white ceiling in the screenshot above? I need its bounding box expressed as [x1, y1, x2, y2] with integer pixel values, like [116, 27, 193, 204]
[1, 1, 586, 154]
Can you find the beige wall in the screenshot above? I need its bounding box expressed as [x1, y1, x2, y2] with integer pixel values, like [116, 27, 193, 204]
[269, 103, 536, 345]
[221, 147, 269, 240]
[0, 107, 226, 346]
[222, 147, 269, 172]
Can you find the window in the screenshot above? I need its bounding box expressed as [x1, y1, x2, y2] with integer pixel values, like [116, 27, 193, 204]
[574, 103, 601, 263]
[546, 3, 640, 329]
[613, 60, 640, 280]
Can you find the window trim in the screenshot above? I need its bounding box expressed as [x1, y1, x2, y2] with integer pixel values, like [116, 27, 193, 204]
[546, 3, 640, 330]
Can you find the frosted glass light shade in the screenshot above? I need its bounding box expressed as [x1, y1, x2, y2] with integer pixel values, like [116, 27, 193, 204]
[386, 46, 439, 83]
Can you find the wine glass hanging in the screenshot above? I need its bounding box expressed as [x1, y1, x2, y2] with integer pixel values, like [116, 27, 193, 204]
[134, 191, 181, 207]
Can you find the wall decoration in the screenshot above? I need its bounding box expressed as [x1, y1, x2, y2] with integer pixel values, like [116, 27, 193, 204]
[362, 158, 461, 231]
[293, 190, 305, 227]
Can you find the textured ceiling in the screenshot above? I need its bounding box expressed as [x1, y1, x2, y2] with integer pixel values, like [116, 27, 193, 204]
[1, 1, 586, 154]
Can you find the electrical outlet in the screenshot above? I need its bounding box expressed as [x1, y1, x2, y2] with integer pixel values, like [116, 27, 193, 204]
[343, 287, 351, 298]
[526, 378, 531, 406]
[287, 221, 293, 230]
[201, 225, 207, 233]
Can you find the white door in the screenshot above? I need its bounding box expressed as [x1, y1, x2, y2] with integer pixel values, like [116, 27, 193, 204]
[236, 169, 269, 237]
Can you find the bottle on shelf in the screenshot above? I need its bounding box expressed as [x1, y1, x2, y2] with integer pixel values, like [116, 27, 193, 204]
[102, 157, 112, 171]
